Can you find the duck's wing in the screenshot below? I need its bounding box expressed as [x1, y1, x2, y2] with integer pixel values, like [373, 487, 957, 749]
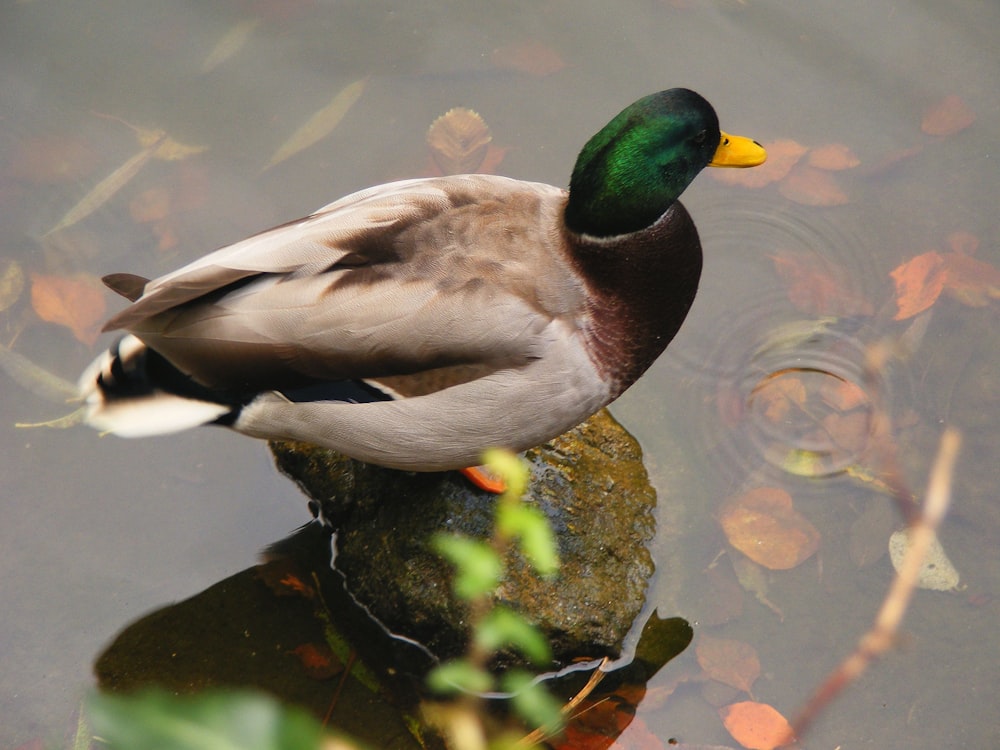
[102, 178, 458, 330]
[102, 175, 585, 393]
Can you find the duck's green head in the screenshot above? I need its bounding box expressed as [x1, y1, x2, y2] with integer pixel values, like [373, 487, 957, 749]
[565, 88, 765, 238]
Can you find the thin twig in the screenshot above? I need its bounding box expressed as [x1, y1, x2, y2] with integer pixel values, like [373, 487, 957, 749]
[783, 427, 961, 744]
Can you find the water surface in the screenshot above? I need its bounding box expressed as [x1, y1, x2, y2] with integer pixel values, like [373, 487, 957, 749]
[1, 2, 998, 748]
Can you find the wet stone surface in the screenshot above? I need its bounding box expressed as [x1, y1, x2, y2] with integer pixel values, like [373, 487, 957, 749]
[269, 409, 657, 667]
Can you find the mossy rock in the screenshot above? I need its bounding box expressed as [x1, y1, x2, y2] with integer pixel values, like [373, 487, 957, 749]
[269, 409, 656, 667]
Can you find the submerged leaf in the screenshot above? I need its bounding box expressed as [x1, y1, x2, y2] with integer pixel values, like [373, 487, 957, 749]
[888, 527, 961, 591]
[719, 487, 820, 570]
[427, 108, 493, 174]
[696, 635, 761, 695]
[720, 701, 794, 750]
[778, 164, 849, 206]
[942, 252, 1000, 307]
[0, 341, 80, 402]
[30, 272, 107, 345]
[806, 142, 860, 170]
[291, 642, 343, 679]
[263, 77, 367, 171]
[770, 250, 873, 316]
[751, 371, 806, 423]
[201, 17, 260, 73]
[16, 405, 87, 429]
[921, 94, 975, 136]
[44, 138, 164, 236]
[890, 251, 947, 320]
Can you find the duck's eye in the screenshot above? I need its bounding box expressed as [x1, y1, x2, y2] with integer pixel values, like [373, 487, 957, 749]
[692, 130, 708, 146]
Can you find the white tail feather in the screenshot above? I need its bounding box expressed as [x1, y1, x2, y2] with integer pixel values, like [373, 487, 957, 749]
[79, 334, 231, 438]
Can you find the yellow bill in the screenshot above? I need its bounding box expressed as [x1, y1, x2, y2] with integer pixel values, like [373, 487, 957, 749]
[709, 131, 767, 168]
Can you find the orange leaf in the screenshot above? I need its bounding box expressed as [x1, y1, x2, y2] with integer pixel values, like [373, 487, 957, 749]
[279, 573, 316, 598]
[807, 142, 860, 171]
[770, 250, 873, 316]
[942, 252, 1000, 307]
[921, 94, 975, 136]
[778, 164, 850, 206]
[720, 701, 795, 750]
[491, 39, 566, 77]
[712, 138, 806, 188]
[30, 272, 107, 345]
[819, 377, 869, 412]
[751, 372, 806, 423]
[718, 487, 820, 570]
[427, 108, 493, 175]
[696, 635, 761, 694]
[889, 251, 946, 320]
[291, 642, 342, 679]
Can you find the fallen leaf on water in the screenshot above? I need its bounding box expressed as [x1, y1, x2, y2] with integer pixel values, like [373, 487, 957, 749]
[770, 249, 873, 316]
[888, 527, 961, 591]
[941, 252, 1000, 307]
[427, 108, 493, 174]
[291, 642, 343, 680]
[719, 487, 820, 570]
[0, 258, 26, 311]
[696, 636, 761, 695]
[778, 164, 849, 206]
[44, 137, 164, 236]
[30, 272, 107, 345]
[263, 77, 368, 171]
[711, 139, 806, 188]
[720, 701, 794, 750]
[890, 250, 946, 320]
[921, 94, 975, 136]
[7, 135, 99, 184]
[807, 142, 860, 171]
[201, 17, 260, 73]
[698, 563, 745, 626]
[491, 39, 566, 77]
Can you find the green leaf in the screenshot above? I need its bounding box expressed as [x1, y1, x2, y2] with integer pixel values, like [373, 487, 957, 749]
[475, 607, 551, 665]
[481, 448, 528, 500]
[427, 660, 494, 695]
[496, 504, 559, 577]
[500, 671, 564, 735]
[85, 689, 327, 750]
[432, 534, 502, 599]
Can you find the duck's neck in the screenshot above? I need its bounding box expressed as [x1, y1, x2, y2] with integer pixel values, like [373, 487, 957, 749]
[565, 202, 703, 396]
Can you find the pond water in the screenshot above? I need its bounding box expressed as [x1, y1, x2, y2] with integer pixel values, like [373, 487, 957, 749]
[1, 1, 998, 748]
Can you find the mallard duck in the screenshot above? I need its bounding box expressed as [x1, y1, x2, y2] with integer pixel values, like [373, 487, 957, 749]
[79, 88, 765, 479]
